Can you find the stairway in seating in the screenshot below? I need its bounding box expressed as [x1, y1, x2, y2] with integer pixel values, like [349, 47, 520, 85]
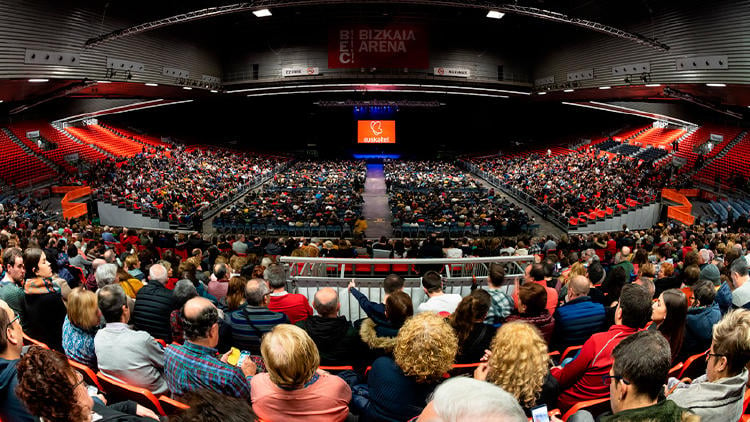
[692, 130, 749, 180]
[1, 128, 66, 174]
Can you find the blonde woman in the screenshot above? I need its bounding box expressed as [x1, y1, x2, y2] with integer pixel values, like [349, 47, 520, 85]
[475, 321, 559, 415]
[351, 312, 458, 421]
[62, 288, 102, 367]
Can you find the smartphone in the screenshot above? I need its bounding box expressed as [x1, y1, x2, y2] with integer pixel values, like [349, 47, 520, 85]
[531, 405, 550, 422]
[237, 351, 252, 367]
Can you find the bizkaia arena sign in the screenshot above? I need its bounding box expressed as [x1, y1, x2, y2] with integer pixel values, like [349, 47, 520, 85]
[329, 25, 428, 68]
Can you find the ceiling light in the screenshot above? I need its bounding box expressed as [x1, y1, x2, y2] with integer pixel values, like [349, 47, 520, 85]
[96, 80, 111, 84]
[210, 90, 218, 93]
[564, 89, 574, 92]
[145, 83, 158, 87]
[253, 8, 272, 17]
[28, 78, 49, 83]
[183, 86, 192, 90]
[645, 83, 661, 87]
[706, 83, 726, 87]
[0, 100, 3, 103]
[486, 10, 505, 19]
[599, 86, 611, 90]
[537, 92, 547, 95]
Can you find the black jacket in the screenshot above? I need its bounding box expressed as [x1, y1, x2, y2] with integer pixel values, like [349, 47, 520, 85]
[24, 292, 67, 352]
[132, 282, 175, 342]
[296, 316, 365, 366]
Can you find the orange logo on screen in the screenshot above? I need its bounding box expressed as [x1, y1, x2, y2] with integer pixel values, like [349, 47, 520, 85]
[358, 120, 395, 144]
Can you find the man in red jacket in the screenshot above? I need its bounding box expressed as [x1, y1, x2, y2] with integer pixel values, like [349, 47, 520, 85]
[551, 283, 652, 412]
[265, 264, 312, 324]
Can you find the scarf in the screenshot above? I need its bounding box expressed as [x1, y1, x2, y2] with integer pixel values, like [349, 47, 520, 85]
[24, 277, 61, 295]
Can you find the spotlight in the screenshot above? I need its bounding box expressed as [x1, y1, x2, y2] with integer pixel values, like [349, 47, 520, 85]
[599, 86, 611, 90]
[706, 83, 726, 87]
[145, 83, 158, 86]
[183, 86, 192, 90]
[486, 10, 505, 19]
[253, 8, 272, 17]
[564, 89, 574, 92]
[645, 84, 661, 87]
[28, 78, 49, 83]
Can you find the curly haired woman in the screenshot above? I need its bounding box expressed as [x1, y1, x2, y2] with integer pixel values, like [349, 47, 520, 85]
[351, 312, 458, 422]
[475, 321, 559, 415]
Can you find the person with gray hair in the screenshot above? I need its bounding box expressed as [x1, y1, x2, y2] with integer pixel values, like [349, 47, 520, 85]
[103, 249, 117, 265]
[730, 257, 750, 308]
[417, 377, 526, 422]
[85, 258, 106, 290]
[94, 284, 169, 395]
[95, 263, 118, 289]
[131, 263, 175, 342]
[265, 264, 312, 324]
[296, 287, 364, 366]
[171, 280, 199, 344]
[207, 263, 229, 300]
[223, 279, 288, 354]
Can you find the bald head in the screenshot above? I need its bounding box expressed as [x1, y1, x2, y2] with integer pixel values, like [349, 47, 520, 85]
[91, 258, 106, 271]
[245, 278, 270, 306]
[569, 275, 591, 298]
[182, 297, 219, 343]
[313, 287, 339, 317]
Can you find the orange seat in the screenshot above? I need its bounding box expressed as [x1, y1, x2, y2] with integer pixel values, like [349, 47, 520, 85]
[96, 371, 166, 416]
[319, 365, 354, 372]
[158, 395, 190, 415]
[562, 397, 610, 421]
[678, 350, 707, 379]
[22, 333, 49, 349]
[68, 359, 104, 392]
[668, 362, 684, 378]
[449, 362, 481, 376]
[561, 345, 583, 362]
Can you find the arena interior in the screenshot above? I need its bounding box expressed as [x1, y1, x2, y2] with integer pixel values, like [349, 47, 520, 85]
[0, 0, 750, 421]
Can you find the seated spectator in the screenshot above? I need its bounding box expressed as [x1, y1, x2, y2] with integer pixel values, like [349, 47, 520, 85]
[224, 278, 289, 354]
[0, 298, 34, 422]
[171, 389, 256, 422]
[611, 248, 634, 280]
[730, 257, 750, 308]
[171, 280, 198, 345]
[23, 248, 70, 351]
[700, 263, 722, 287]
[15, 347, 160, 422]
[417, 377, 526, 422]
[682, 280, 722, 359]
[475, 321, 559, 415]
[207, 263, 230, 300]
[165, 297, 256, 399]
[505, 283, 555, 343]
[650, 288, 687, 363]
[450, 289, 496, 363]
[570, 331, 695, 422]
[62, 287, 101, 368]
[251, 324, 352, 421]
[132, 264, 175, 342]
[348, 273, 405, 321]
[265, 264, 312, 323]
[0, 247, 27, 330]
[350, 312, 458, 421]
[296, 287, 364, 366]
[417, 271, 462, 314]
[360, 291, 413, 356]
[522, 263, 558, 315]
[552, 275, 606, 351]
[483, 263, 514, 325]
[551, 284, 653, 412]
[219, 276, 247, 312]
[95, 285, 169, 395]
[669, 309, 750, 422]
[124, 254, 145, 282]
[117, 265, 144, 298]
[68, 244, 92, 277]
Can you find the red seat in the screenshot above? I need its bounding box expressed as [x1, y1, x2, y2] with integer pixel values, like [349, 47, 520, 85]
[68, 359, 104, 392]
[158, 395, 190, 415]
[96, 371, 166, 416]
[561, 345, 583, 362]
[562, 397, 610, 421]
[22, 333, 49, 349]
[678, 350, 708, 380]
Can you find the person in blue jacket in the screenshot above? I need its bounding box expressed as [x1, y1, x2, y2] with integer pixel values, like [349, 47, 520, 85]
[681, 280, 722, 361]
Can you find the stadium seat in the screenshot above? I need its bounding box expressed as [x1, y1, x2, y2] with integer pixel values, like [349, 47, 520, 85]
[68, 359, 104, 392]
[448, 362, 481, 376]
[677, 350, 708, 380]
[562, 397, 610, 421]
[22, 333, 49, 349]
[96, 371, 166, 416]
[561, 345, 583, 362]
[158, 395, 190, 415]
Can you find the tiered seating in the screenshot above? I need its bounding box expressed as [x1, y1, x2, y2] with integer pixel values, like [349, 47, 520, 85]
[99, 123, 170, 148]
[675, 125, 743, 173]
[65, 125, 144, 157]
[634, 147, 669, 163]
[592, 139, 619, 151]
[9, 121, 109, 164]
[695, 132, 750, 185]
[0, 130, 57, 186]
[610, 144, 642, 156]
[630, 127, 686, 149]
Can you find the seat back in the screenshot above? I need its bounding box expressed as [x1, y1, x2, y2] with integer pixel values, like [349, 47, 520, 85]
[448, 362, 481, 377]
[678, 351, 707, 380]
[562, 397, 610, 421]
[96, 371, 166, 416]
[68, 359, 104, 392]
[22, 333, 49, 349]
[158, 395, 190, 416]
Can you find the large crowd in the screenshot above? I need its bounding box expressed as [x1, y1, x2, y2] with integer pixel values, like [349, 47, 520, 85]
[385, 160, 533, 235]
[88, 146, 288, 225]
[472, 151, 670, 219]
[0, 204, 749, 420]
[214, 160, 365, 234]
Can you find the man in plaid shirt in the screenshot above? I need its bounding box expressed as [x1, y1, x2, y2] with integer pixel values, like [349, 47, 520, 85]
[164, 297, 256, 399]
[482, 263, 515, 325]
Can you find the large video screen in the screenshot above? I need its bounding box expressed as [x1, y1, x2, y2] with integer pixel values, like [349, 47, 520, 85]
[358, 120, 396, 144]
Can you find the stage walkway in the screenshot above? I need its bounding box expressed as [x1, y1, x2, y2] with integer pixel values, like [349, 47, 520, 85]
[362, 164, 393, 238]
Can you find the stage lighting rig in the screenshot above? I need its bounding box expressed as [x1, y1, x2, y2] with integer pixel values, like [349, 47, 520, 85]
[663, 87, 742, 119]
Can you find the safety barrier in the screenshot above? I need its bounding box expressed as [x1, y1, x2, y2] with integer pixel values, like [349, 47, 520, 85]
[662, 188, 697, 226]
[53, 185, 91, 220]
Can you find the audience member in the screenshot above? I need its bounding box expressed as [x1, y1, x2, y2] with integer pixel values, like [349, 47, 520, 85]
[171, 280, 198, 344]
[483, 263, 514, 325]
[23, 248, 69, 351]
[62, 287, 101, 368]
[132, 263, 175, 342]
[207, 263, 230, 300]
[165, 297, 256, 399]
[171, 389, 256, 422]
[0, 247, 26, 329]
[359, 291, 413, 356]
[95, 284, 168, 395]
[417, 377, 526, 422]
[505, 283, 555, 343]
[731, 257, 750, 308]
[251, 324, 352, 421]
[553, 275, 606, 351]
[348, 274, 405, 321]
[650, 288, 688, 363]
[0, 299, 33, 422]
[223, 278, 288, 354]
[682, 279, 722, 359]
[417, 271, 462, 314]
[450, 289, 495, 363]
[265, 264, 312, 323]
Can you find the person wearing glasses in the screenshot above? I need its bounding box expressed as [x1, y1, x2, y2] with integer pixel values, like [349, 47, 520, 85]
[668, 309, 750, 422]
[561, 331, 696, 422]
[0, 298, 35, 422]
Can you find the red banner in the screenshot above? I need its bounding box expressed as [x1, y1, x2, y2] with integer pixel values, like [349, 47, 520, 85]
[328, 25, 428, 68]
